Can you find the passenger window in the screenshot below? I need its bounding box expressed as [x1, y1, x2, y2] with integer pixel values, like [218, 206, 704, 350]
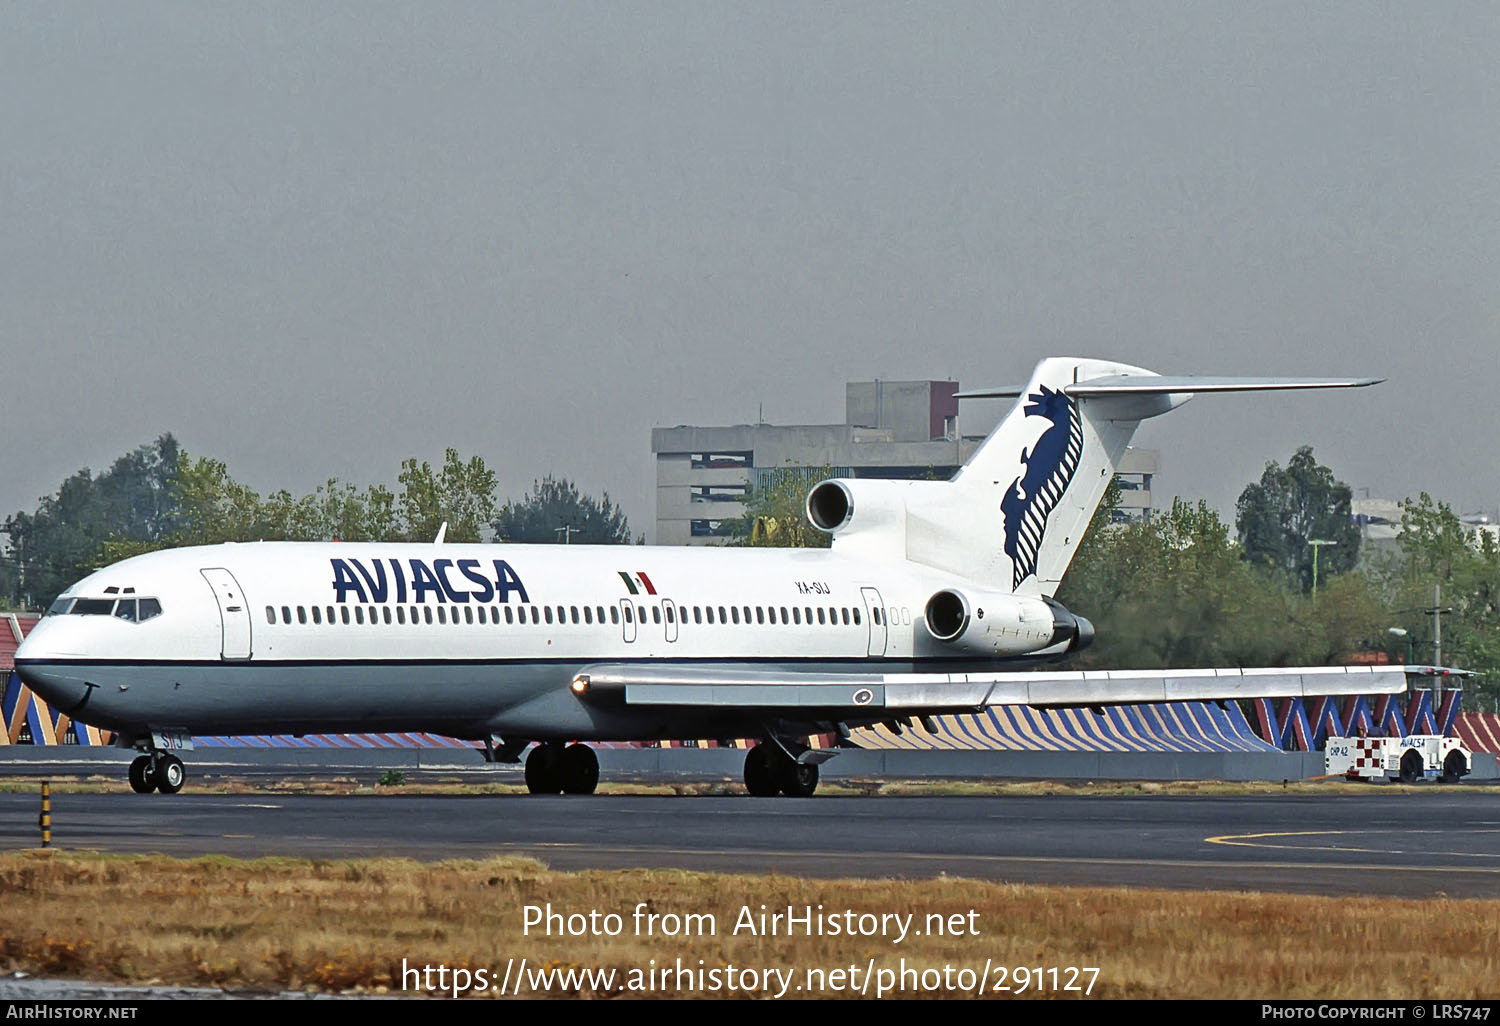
[544, 607, 553, 625]
[755, 607, 764, 625]
[706, 606, 715, 624]
[804, 606, 813, 624]
[693, 607, 701, 625]
[311, 606, 321, 625]
[266, 606, 276, 625]
[610, 606, 620, 624]
[652, 607, 661, 624]
[841, 608, 850, 625]
[282, 606, 292, 624]
[341, 607, 350, 625]
[355, 607, 365, 625]
[476, 606, 486, 624]
[530, 606, 540, 624]
[817, 608, 826, 625]
[792, 608, 801, 625]
[596, 606, 605, 623]
[397, 607, 406, 625]
[666, 606, 675, 624]
[139, 598, 162, 621]
[296, 606, 306, 625]
[742, 606, 752, 624]
[326, 606, 335, 624]
[583, 606, 593, 625]
[731, 607, 740, 625]
[504, 606, 514, 624]
[465, 607, 474, 625]
[718, 605, 728, 623]
[856, 608, 864, 626]
[423, 607, 433, 625]
[437, 606, 447, 625]
[383, 607, 393, 624]
[570, 606, 579, 624]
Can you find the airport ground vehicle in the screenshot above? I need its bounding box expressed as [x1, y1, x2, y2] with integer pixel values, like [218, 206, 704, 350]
[1324, 734, 1472, 783]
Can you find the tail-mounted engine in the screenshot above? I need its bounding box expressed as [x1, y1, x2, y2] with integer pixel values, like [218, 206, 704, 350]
[923, 587, 1093, 658]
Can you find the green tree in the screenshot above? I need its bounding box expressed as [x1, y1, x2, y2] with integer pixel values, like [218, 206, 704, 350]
[1235, 446, 1360, 592]
[3, 435, 179, 607]
[492, 476, 633, 544]
[397, 449, 498, 543]
[1058, 497, 1385, 670]
[1372, 494, 1500, 701]
[739, 466, 832, 548]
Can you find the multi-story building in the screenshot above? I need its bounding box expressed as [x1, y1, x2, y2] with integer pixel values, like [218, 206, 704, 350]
[653, 380, 1158, 545]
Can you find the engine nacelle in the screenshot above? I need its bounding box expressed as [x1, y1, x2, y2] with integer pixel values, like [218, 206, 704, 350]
[806, 479, 913, 537]
[923, 587, 1094, 658]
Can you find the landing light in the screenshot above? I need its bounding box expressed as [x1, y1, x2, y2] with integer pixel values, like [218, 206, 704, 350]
[570, 675, 590, 696]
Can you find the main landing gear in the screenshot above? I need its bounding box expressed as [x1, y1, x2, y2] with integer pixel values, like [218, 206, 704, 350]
[524, 742, 600, 795]
[743, 741, 822, 798]
[128, 752, 185, 795]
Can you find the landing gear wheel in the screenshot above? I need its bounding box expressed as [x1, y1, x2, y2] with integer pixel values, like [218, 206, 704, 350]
[743, 744, 781, 797]
[779, 760, 819, 798]
[128, 755, 154, 794]
[1441, 751, 1466, 784]
[153, 754, 185, 794]
[1398, 749, 1423, 784]
[524, 743, 563, 794]
[560, 744, 599, 795]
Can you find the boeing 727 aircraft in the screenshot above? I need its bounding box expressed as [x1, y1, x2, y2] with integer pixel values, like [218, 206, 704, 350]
[14, 357, 1403, 797]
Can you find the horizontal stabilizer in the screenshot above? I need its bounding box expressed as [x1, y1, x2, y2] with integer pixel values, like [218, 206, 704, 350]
[577, 664, 1408, 715]
[957, 375, 1381, 400]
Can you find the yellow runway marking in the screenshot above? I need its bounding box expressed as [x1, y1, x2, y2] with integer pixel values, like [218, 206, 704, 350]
[1206, 828, 1500, 860]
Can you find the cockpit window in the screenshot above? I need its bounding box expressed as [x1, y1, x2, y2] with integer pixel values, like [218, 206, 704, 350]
[51, 596, 163, 621]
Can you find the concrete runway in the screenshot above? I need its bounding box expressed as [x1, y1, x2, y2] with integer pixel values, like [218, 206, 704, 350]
[5, 790, 1500, 897]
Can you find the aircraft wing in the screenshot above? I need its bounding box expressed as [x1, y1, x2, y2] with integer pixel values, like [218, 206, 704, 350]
[575, 663, 1409, 715]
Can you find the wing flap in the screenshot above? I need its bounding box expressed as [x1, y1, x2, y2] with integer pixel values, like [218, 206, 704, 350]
[580, 664, 1409, 714]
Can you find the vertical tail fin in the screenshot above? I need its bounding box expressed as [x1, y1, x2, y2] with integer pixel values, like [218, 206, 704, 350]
[925, 359, 1380, 595]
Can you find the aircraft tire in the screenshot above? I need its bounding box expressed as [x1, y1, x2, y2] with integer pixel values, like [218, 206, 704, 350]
[560, 744, 599, 795]
[780, 760, 819, 798]
[1441, 751, 1466, 784]
[1398, 750, 1423, 784]
[525, 743, 563, 794]
[154, 755, 185, 795]
[743, 744, 781, 797]
[128, 755, 154, 794]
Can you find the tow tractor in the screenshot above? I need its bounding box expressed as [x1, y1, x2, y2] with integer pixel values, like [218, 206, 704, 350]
[1324, 734, 1472, 784]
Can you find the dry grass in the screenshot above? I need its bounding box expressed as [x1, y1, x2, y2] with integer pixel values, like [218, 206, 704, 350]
[1, 850, 1497, 998]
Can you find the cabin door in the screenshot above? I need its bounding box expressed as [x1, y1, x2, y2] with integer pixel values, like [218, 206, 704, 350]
[201, 567, 252, 660]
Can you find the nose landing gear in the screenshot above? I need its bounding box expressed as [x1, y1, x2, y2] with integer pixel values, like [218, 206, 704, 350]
[128, 752, 185, 794]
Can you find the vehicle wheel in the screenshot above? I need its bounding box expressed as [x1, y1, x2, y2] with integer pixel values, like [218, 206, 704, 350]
[560, 744, 599, 795]
[1398, 750, 1423, 784]
[524, 743, 562, 794]
[779, 759, 819, 798]
[743, 744, 781, 797]
[128, 755, 154, 794]
[154, 755, 185, 794]
[1441, 751, 1466, 784]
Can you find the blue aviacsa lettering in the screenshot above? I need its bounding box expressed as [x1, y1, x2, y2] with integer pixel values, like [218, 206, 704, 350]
[330, 558, 530, 605]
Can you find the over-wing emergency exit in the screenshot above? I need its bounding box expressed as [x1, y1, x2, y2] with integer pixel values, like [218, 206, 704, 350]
[15, 357, 1400, 797]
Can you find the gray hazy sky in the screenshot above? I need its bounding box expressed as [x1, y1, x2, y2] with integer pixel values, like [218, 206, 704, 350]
[3, 2, 1496, 539]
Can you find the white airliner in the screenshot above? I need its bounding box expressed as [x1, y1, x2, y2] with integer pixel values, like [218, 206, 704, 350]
[15, 357, 1405, 797]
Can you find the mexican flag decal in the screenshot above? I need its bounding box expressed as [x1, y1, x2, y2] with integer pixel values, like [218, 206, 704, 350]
[617, 571, 657, 596]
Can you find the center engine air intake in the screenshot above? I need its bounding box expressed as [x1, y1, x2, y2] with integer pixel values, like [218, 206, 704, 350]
[805, 481, 853, 532]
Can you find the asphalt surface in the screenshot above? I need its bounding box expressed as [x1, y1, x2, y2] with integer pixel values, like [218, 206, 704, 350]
[4, 790, 1499, 897]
